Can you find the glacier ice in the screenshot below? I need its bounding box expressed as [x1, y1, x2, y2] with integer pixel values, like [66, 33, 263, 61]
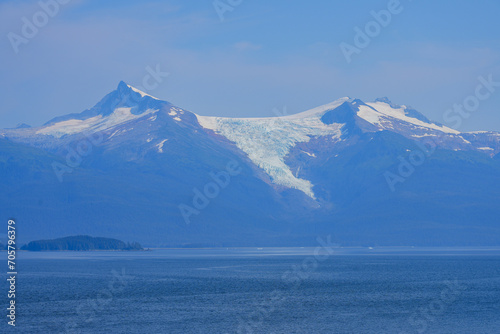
[195, 100, 348, 198]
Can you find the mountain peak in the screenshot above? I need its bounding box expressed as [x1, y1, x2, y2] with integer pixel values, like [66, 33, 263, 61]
[117, 81, 159, 100]
[15, 123, 31, 129]
[42, 81, 164, 126]
[374, 97, 393, 105]
[117, 80, 131, 94]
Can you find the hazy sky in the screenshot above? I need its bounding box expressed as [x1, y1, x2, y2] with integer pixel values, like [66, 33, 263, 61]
[1, 0, 499, 131]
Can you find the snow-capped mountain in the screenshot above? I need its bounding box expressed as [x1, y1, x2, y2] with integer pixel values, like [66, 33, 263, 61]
[2, 82, 500, 247]
[195, 97, 500, 198]
[4, 82, 499, 198]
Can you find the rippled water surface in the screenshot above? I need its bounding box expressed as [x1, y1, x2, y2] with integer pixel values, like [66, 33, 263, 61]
[3, 248, 500, 333]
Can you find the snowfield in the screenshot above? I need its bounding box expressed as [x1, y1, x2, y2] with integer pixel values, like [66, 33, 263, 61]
[37, 108, 158, 138]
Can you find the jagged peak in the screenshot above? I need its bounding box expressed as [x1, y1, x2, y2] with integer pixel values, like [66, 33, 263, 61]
[374, 97, 393, 105]
[42, 81, 166, 126]
[117, 81, 159, 100]
[373, 97, 408, 111]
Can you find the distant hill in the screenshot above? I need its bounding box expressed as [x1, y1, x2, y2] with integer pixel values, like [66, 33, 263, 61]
[21, 235, 143, 251]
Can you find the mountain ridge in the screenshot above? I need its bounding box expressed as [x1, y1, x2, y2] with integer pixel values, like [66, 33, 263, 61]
[1, 82, 500, 247]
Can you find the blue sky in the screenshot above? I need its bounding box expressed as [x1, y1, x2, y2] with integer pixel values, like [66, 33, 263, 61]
[1, 0, 499, 131]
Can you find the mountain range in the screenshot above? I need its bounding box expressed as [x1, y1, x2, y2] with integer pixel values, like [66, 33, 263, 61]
[2, 81, 500, 247]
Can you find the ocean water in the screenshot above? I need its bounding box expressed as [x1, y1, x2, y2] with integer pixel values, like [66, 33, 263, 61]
[3, 248, 500, 333]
